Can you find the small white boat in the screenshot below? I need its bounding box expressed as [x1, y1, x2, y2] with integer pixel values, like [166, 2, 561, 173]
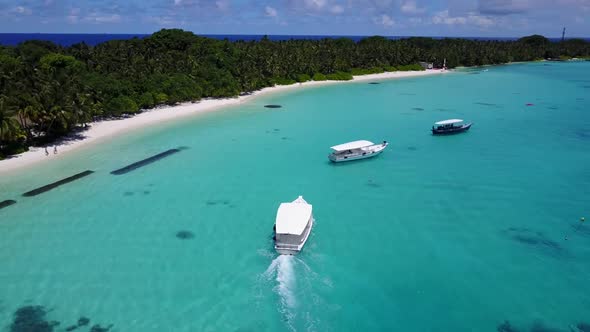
[274, 196, 314, 255]
[328, 140, 388, 162]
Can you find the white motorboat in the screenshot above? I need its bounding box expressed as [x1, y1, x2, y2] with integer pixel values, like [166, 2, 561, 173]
[274, 196, 314, 255]
[328, 140, 388, 162]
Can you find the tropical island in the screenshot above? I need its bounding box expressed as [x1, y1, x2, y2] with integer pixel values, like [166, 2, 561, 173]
[0, 29, 588, 159]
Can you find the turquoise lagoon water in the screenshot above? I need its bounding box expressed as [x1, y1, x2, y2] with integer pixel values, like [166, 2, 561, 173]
[1, 62, 589, 332]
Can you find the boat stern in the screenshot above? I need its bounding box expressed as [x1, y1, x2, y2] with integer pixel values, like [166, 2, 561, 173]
[274, 244, 301, 255]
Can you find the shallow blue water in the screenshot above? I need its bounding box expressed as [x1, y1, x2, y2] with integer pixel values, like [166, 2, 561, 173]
[1, 62, 590, 332]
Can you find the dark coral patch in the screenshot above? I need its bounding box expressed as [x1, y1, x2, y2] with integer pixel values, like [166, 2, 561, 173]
[366, 180, 381, 188]
[10, 305, 59, 332]
[176, 230, 195, 240]
[412, 107, 424, 111]
[497, 320, 520, 332]
[502, 228, 563, 255]
[77, 317, 90, 326]
[264, 104, 282, 108]
[407, 146, 417, 151]
[207, 199, 232, 207]
[529, 321, 562, 332]
[574, 130, 590, 140]
[475, 102, 499, 107]
[89, 324, 113, 332]
[368, 82, 380, 85]
[572, 223, 590, 236]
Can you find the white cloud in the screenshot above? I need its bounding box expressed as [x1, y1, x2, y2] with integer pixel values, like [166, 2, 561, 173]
[67, 8, 80, 23]
[560, 0, 590, 11]
[374, 14, 394, 26]
[144, 15, 177, 26]
[330, 5, 344, 14]
[304, 0, 327, 10]
[174, 0, 197, 6]
[13, 6, 32, 15]
[215, 0, 230, 11]
[478, 0, 530, 15]
[83, 12, 122, 23]
[400, 1, 425, 15]
[265, 6, 278, 17]
[432, 10, 463, 24]
[470, 14, 494, 27]
[432, 9, 495, 27]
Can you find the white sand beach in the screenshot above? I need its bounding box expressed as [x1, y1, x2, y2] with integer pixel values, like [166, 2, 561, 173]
[0, 69, 447, 174]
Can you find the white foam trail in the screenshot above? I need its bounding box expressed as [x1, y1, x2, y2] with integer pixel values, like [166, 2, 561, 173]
[275, 255, 296, 309]
[264, 255, 298, 331]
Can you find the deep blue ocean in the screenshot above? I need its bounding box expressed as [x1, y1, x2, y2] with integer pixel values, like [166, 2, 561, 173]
[0, 33, 588, 46]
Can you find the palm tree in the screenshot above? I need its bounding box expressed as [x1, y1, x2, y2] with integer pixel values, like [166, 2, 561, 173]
[0, 97, 20, 148]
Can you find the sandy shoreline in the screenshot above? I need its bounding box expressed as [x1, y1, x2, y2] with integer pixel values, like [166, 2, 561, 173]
[0, 69, 447, 174]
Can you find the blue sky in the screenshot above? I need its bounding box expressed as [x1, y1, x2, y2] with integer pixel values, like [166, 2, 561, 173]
[0, 0, 588, 37]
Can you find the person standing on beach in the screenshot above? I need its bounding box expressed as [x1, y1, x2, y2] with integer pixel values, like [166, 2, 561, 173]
[54, 146, 58, 154]
[45, 147, 49, 156]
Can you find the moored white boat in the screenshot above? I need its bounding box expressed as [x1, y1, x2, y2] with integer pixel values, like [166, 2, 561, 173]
[328, 140, 388, 162]
[274, 196, 314, 255]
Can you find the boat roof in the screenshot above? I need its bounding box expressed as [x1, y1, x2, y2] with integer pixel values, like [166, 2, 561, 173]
[330, 140, 374, 152]
[435, 119, 464, 125]
[275, 202, 313, 235]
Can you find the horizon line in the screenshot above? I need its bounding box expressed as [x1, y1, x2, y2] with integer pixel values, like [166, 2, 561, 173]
[1, 32, 588, 39]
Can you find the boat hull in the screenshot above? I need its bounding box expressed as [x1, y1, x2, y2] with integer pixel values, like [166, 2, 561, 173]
[275, 217, 314, 255]
[328, 143, 388, 162]
[432, 123, 472, 135]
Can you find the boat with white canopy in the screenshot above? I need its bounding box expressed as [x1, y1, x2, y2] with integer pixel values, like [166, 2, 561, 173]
[328, 140, 388, 162]
[432, 119, 472, 135]
[273, 196, 314, 255]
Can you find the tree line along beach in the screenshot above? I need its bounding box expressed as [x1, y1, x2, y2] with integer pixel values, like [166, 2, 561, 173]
[0, 29, 588, 169]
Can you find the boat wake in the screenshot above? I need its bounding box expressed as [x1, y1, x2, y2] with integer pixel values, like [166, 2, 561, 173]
[263, 255, 298, 329]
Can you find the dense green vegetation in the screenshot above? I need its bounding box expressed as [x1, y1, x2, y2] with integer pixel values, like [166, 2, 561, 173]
[0, 30, 589, 158]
